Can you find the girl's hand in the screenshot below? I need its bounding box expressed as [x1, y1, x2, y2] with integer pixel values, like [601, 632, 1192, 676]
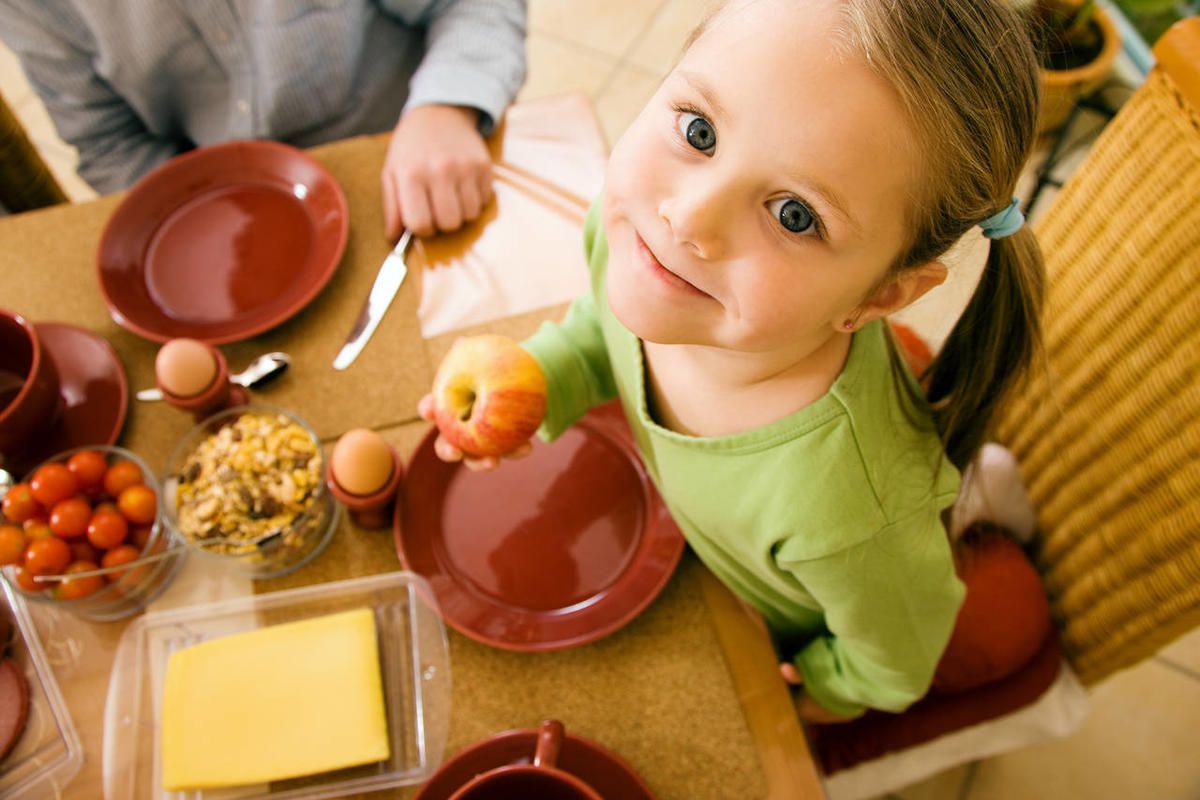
[417, 394, 532, 471]
[779, 662, 856, 724]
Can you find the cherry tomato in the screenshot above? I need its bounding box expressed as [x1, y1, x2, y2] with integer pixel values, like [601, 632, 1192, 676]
[49, 496, 92, 540]
[129, 524, 154, 550]
[92, 501, 118, 516]
[55, 561, 105, 600]
[102, 460, 144, 498]
[100, 545, 140, 582]
[13, 567, 46, 593]
[69, 539, 102, 564]
[29, 463, 79, 507]
[0, 525, 26, 566]
[2, 483, 41, 523]
[23, 521, 54, 541]
[66, 449, 109, 492]
[86, 509, 128, 550]
[23, 536, 71, 577]
[117, 484, 157, 525]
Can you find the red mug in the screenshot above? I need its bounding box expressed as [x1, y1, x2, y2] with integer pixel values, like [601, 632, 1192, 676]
[0, 310, 61, 466]
[448, 720, 603, 800]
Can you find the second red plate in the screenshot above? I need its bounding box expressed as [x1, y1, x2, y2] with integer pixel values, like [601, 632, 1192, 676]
[395, 403, 685, 652]
[97, 140, 348, 344]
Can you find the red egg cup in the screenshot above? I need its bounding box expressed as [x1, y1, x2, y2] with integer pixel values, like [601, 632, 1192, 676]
[327, 444, 404, 530]
[155, 344, 248, 422]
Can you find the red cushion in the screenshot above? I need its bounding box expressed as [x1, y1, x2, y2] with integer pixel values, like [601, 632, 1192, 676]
[933, 522, 1052, 693]
[889, 320, 934, 378]
[813, 629, 1062, 775]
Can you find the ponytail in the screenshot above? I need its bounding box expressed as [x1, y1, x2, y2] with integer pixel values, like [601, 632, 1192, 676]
[924, 227, 1045, 469]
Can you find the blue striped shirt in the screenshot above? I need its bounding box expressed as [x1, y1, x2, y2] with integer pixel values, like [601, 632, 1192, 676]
[0, 0, 526, 194]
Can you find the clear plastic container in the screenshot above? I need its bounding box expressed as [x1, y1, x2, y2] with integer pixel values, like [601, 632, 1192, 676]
[0, 445, 188, 622]
[1, 581, 84, 798]
[161, 406, 339, 580]
[103, 571, 451, 799]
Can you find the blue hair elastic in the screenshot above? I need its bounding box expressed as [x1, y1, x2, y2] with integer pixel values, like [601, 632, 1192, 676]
[979, 198, 1024, 239]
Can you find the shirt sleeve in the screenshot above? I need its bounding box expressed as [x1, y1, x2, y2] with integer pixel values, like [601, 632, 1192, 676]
[520, 204, 616, 440]
[388, 0, 527, 133]
[780, 506, 965, 717]
[0, 1, 182, 194]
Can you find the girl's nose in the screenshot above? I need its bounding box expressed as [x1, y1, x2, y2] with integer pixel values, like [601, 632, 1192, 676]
[658, 188, 727, 260]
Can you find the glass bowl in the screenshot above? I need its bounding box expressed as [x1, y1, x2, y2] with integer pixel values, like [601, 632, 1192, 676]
[161, 405, 338, 580]
[0, 445, 187, 622]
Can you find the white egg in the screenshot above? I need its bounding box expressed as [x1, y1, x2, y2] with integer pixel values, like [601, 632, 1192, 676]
[156, 339, 217, 398]
[331, 428, 394, 496]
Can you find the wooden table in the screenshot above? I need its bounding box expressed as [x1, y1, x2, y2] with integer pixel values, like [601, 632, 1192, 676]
[0, 95, 824, 800]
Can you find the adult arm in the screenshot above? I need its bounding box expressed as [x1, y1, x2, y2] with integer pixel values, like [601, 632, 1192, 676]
[380, 0, 527, 237]
[0, 1, 182, 194]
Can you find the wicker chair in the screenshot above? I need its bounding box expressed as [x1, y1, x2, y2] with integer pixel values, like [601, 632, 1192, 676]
[0, 91, 67, 213]
[818, 17, 1200, 798]
[994, 16, 1200, 688]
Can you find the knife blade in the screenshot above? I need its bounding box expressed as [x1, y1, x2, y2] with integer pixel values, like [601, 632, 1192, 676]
[332, 229, 413, 370]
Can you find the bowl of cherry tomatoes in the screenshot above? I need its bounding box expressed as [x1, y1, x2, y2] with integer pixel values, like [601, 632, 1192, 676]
[0, 446, 186, 621]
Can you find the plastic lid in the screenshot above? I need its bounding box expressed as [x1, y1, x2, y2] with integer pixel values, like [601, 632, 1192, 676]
[103, 571, 450, 799]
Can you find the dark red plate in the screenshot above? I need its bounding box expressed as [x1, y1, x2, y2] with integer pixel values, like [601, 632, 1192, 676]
[396, 403, 685, 652]
[96, 140, 348, 344]
[414, 726, 655, 800]
[7, 323, 128, 476]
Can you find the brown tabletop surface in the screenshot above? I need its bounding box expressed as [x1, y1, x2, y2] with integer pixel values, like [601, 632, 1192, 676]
[0, 94, 824, 800]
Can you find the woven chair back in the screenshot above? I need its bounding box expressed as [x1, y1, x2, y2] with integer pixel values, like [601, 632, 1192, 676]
[994, 19, 1200, 686]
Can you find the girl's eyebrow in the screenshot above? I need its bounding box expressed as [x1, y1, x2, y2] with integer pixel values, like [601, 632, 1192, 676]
[677, 70, 730, 121]
[788, 175, 861, 235]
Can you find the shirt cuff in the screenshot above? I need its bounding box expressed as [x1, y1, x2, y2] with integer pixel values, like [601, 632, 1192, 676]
[793, 638, 868, 719]
[522, 322, 588, 442]
[403, 65, 513, 135]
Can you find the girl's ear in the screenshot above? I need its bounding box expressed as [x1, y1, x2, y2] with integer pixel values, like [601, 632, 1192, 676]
[848, 261, 947, 329]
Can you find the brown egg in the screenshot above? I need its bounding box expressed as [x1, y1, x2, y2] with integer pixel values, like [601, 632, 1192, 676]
[331, 429, 394, 496]
[155, 339, 217, 398]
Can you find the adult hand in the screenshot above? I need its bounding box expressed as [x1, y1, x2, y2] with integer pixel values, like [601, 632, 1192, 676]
[382, 104, 493, 239]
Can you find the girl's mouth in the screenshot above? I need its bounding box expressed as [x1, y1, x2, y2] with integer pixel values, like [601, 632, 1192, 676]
[635, 233, 709, 298]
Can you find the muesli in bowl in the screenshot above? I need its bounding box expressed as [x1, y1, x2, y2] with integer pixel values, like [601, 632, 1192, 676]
[162, 406, 338, 579]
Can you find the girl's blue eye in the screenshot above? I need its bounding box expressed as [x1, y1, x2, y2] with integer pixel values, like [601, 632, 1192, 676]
[678, 111, 716, 152]
[768, 198, 816, 234]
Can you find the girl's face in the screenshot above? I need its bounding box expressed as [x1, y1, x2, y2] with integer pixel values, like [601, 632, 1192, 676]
[603, 0, 923, 355]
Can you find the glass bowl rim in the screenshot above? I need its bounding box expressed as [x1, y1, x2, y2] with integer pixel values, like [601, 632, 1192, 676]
[160, 403, 329, 563]
[0, 443, 172, 606]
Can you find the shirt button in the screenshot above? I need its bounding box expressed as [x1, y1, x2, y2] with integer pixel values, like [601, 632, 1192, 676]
[236, 100, 249, 114]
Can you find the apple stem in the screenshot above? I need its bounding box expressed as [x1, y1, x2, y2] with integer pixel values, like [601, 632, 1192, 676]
[459, 390, 475, 422]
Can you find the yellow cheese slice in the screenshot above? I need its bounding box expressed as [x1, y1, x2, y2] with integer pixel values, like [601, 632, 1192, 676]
[161, 608, 390, 790]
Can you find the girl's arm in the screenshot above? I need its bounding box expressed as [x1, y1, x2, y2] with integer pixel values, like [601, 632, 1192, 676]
[521, 204, 618, 440]
[778, 506, 965, 718]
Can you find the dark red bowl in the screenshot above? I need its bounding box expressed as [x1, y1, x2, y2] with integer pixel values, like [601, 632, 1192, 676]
[97, 140, 348, 344]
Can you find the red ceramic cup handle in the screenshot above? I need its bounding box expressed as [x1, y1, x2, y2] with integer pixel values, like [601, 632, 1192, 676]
[533, 719, 564, 769]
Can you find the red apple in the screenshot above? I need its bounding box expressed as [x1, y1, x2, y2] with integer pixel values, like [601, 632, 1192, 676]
[431, 335, 548, 458]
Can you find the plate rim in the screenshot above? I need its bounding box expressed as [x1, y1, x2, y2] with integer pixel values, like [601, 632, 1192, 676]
[95, 139, 349, 345]
[394, 408, 685, 653]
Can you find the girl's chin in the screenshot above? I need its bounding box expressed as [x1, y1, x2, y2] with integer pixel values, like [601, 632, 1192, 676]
[608, 289, 698, 345]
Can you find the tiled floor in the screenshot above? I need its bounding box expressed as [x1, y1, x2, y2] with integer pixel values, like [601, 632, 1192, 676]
[4, 2, 1199, 797]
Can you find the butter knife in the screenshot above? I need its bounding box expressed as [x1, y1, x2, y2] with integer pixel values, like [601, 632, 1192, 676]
[332, 229, 413, 370]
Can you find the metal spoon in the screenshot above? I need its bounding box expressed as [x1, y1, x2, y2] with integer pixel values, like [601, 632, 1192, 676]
[135, 352, 291, 402]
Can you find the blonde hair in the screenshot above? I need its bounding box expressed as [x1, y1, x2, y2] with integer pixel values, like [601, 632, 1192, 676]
[837, 0, 1046, 469]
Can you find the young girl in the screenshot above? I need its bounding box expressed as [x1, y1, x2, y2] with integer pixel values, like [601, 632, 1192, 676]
[422, 0, 1044, 721]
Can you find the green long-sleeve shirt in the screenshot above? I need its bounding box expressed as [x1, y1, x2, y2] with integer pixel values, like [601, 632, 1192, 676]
[523, 204, 964, 717]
